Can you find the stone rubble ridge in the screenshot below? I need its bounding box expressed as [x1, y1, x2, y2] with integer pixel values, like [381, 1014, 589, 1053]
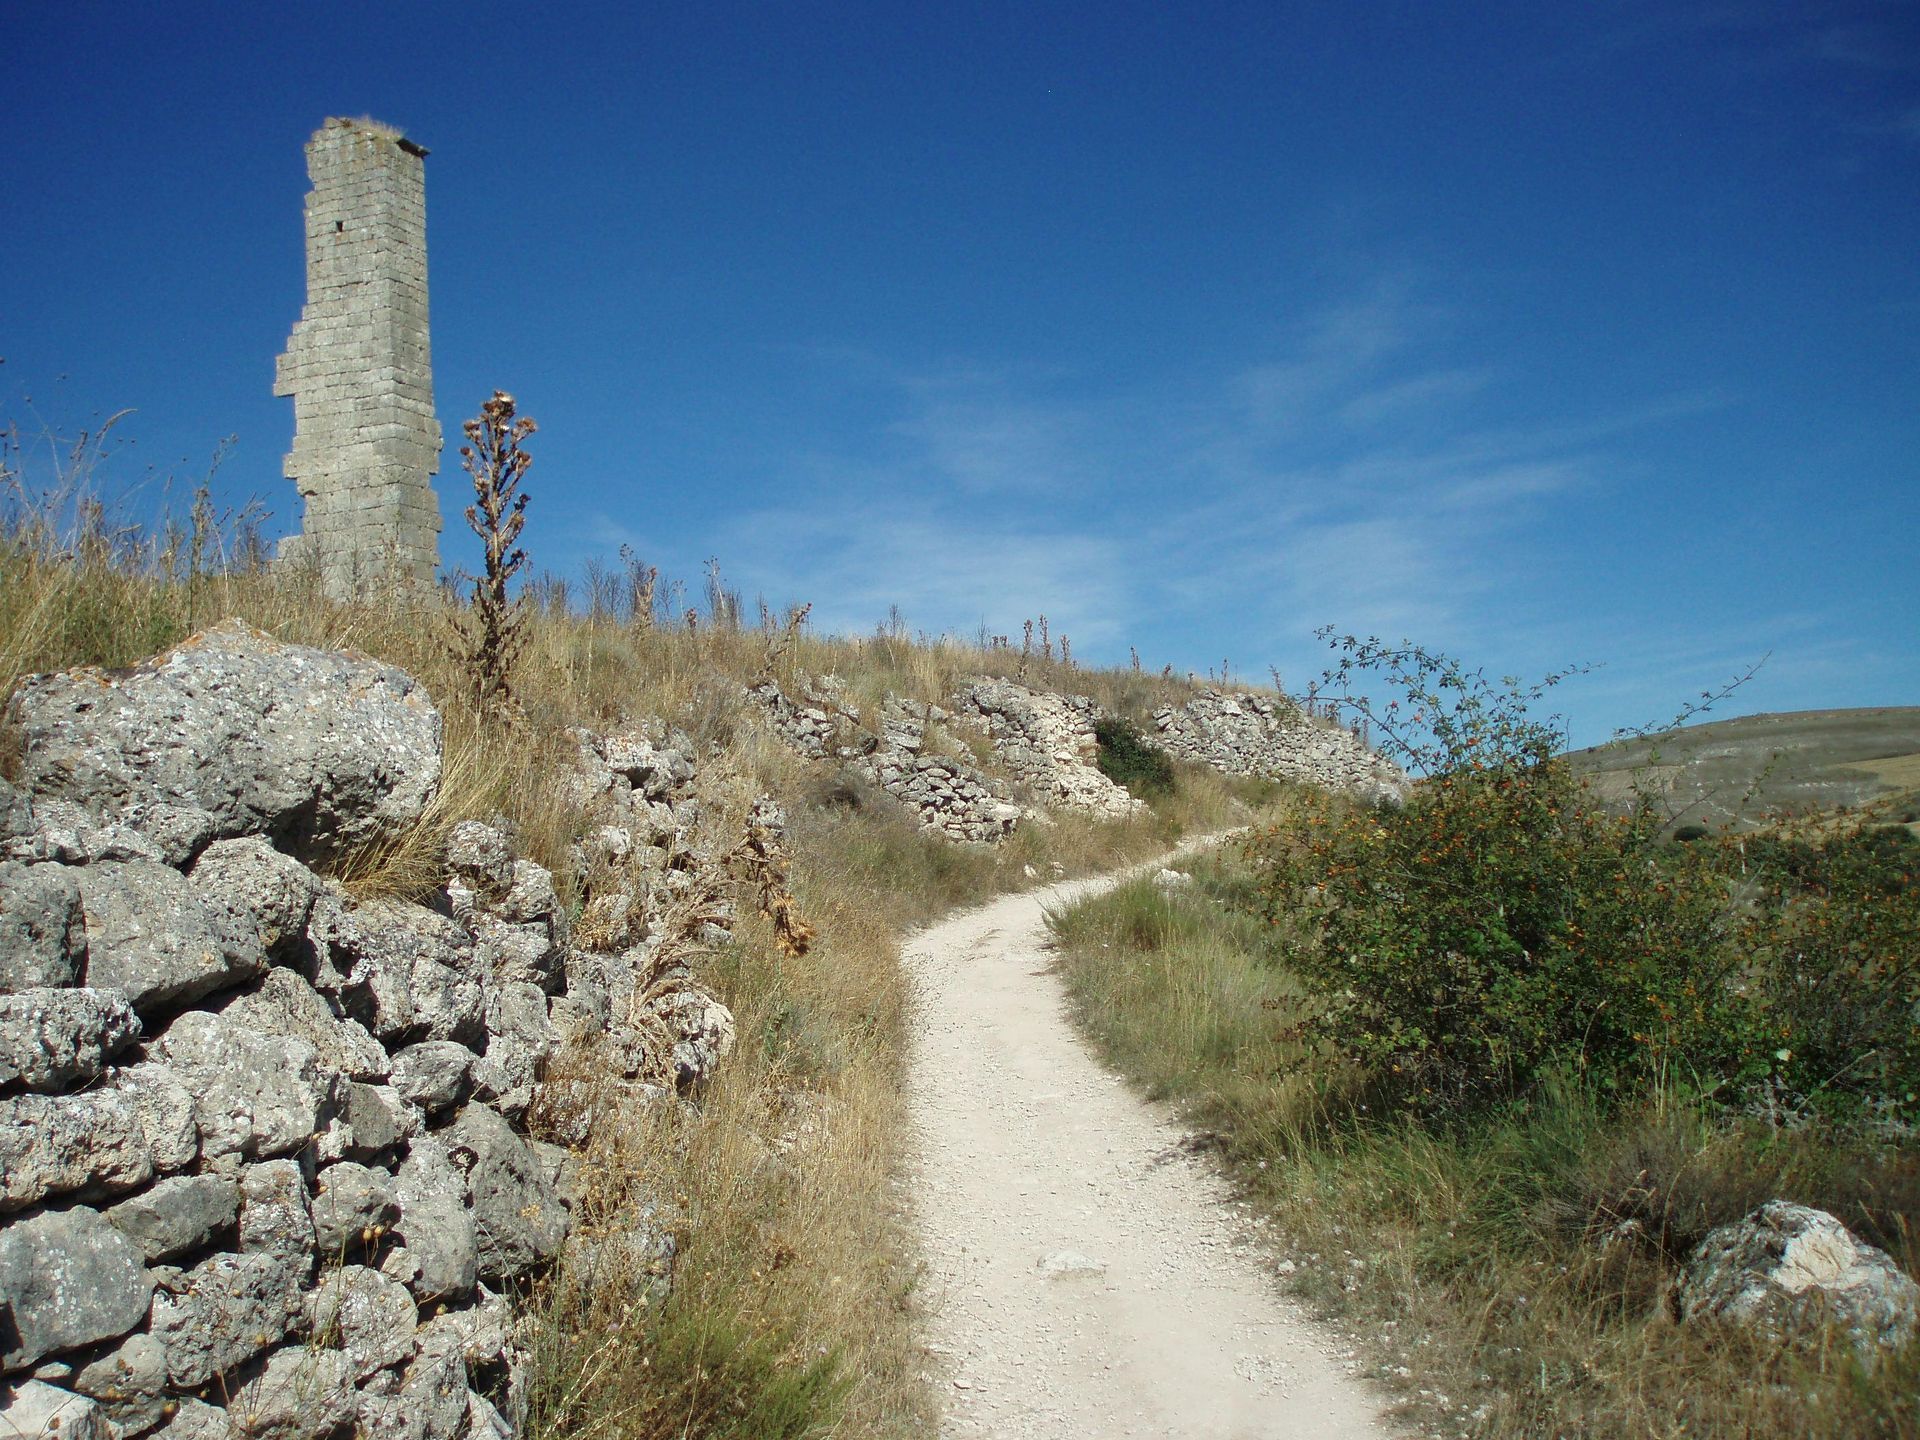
[1152, 688, 1409, 806]
[0, 621, 752, 1440]
[750, 671, 1409, 844]
[746, 675, 1022, 844]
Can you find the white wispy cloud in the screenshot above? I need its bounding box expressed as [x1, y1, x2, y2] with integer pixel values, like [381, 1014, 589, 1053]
[635, 282, 1750, 737]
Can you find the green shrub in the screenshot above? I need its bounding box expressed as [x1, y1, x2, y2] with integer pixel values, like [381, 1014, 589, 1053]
[1248, 636, 1762, 1111]
[1094, 715, 1174, 796]
[1738, 827, 1920, 1122]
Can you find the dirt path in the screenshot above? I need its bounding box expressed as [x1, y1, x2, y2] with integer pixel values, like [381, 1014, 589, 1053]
[905, 856, 1392, 1439]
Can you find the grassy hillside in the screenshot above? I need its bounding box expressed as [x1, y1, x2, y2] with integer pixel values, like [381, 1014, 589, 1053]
[1569, 707, 1920, 836]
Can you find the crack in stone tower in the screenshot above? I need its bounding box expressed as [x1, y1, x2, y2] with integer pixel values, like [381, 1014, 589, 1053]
[275, 117, 443, 596]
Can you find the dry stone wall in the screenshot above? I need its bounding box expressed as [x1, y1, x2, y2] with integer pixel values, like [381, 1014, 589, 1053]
[1151, 690, 1407, 804]
[747, 677, 1022, 844]
[0, 623, 740, 1440]
[275, 118, 443, 599]
[955, 679, 1142, 819]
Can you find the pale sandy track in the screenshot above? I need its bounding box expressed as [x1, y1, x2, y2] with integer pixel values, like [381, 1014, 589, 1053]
[905, 855, 1392, 1439]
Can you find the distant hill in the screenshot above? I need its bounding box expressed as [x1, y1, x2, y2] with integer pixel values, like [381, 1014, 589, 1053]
[1566, 707, 1920, 834]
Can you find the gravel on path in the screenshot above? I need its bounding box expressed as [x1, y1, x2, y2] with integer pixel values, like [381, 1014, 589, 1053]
[906, 853, 1394, 1439]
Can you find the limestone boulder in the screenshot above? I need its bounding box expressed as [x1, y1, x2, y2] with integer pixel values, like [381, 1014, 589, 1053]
[1674, 1200, 1920, 1355]
[149, 1248, 305, 1388]
[477, 982, 558, 1097]
[0, 1207, 153, 1371]
[221, 967, 390, 1083]
[311, 1160, 399, 1262]
[155, 1008, 339, 1162]
[341, 1081, 418, 1160]
[11, 801, 167, 869]
[0, 1381, 111, 1440]
[7, 619, 442, 866]
[389, 1041, 474, 1116]
[446, 1102, 568, 1282]
[316, 900, 483, 1047]
[304, 1264, 418, 1380]
[391, 1136, 477, 1302]
[106, 1173, 239, 1261]
[77, 860, 263, 1016]
[0, 862, 85, 992]
[188, 837, 323, 962]
[0, 1085, 163, 1212]
[354, 1344, 470, 1440]
[70, 1331, 169, 1436]
[227, 1345, 355, 1440]
[0, 988, 140, 1092]
[238, 1160, 317, 1276]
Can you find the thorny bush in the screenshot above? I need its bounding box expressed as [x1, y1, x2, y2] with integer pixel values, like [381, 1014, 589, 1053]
[1248, 633, 1920, 1121]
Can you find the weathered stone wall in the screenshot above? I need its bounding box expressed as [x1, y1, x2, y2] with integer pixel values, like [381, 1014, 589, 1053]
[275, 118, 443, 598]
[954, 680, 1142, 819]
[0, 624, 740, 1439]
[747, 678, 1022, 844]
[1151, 690, 1407, 804]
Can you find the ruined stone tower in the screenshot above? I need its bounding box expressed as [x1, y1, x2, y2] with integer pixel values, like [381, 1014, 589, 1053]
[275, 117, 442, 595]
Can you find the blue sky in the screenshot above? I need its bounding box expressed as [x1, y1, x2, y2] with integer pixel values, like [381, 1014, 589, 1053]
[4, 1, 1915, 744]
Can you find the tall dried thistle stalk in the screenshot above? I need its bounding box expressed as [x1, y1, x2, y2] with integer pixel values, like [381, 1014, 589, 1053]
[447, 391, 535, 714]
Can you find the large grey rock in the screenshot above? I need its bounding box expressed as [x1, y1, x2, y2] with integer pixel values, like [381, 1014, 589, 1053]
[1674, 1200, 1920, 1355]
[0, 1208, 153, 1371]
[154, 1009, 338, 1162]
[342, 1082, 417, 1160]
[226, 1345, 354, 1440]
[477, 982, 558, 1096]
[470, 914, 563, 992]
[310, 1161, 398, 1262]
[7, 620, 443, 867]
[355, 1345, 469, 1440]
[0, 862, 85, 991]
[70, 1331, 168, 1436]
[188, 837, 322, 963]
[388, 1041, 473, 1116]
[447, 1103, 569, 1282]
[391, 1137, 477, 1302]
[108, 1062, 199, 1172]
[221, 968, 389, 1083]
[8, 801, 166, 868]
[77, 860, 262, 1016]
[0, 1380, 111, 1440]
[149, 1249, 304, 1388]
[315, 901, 482, 1047]
[0, 988, 140, 1091]
[304, 1264, 417, 1380]
[444, 821, 513, 899]
[149, 1398, 230, 1440]
[238, 1161, 316, 1278]
[0, 1087, 157, 1212]
[106, 1173, 239, 1261]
